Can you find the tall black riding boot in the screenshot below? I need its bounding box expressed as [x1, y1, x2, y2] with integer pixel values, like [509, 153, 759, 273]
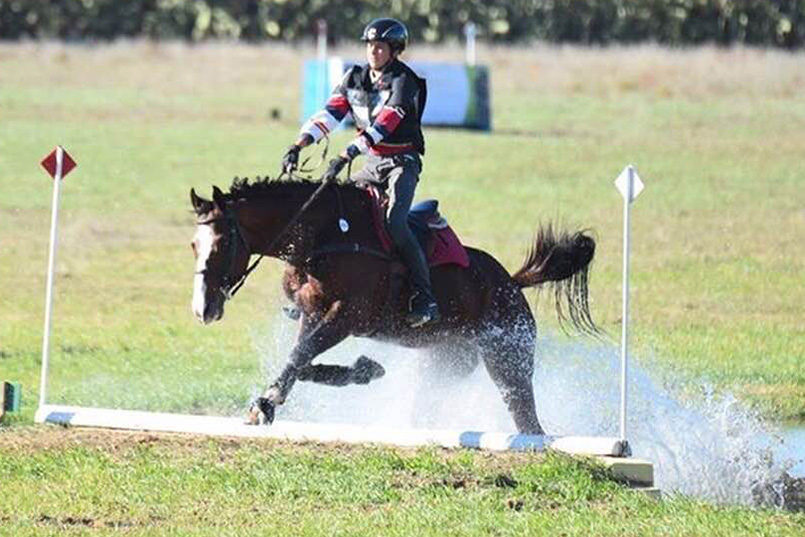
[397, 236, 440, 327]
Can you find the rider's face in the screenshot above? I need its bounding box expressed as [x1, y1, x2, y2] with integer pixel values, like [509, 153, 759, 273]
[366, 40, 393, 70]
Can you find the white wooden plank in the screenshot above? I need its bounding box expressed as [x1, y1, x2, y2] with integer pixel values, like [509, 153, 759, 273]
[35, 404, 627, 456]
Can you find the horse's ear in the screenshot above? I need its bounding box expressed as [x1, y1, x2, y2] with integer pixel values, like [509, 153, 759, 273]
[190, 188, 210, 215]
[212, 185, 226, 208]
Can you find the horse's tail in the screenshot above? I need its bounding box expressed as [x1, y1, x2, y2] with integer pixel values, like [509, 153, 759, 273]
[512, 224, 600, 335]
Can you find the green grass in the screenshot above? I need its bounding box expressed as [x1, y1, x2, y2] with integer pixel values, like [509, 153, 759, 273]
[1, 428, 803, 536]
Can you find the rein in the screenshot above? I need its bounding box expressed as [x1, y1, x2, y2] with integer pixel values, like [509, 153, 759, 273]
[223, 178, 333, 299]
[200, 136, 357, 300]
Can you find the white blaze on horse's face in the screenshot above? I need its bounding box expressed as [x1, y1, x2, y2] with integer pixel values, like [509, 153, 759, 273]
[192, 223, 216, 323]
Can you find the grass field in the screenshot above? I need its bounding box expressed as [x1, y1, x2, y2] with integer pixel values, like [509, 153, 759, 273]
[1, 428, 804, 536]
[0, 41, 804, 533]
[1, 42, 803, 421]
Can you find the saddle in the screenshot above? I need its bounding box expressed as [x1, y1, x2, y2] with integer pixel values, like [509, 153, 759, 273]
[365, 187, 470, 268]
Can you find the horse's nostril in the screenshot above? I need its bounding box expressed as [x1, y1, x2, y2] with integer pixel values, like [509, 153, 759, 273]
[201, 294, 225, 324]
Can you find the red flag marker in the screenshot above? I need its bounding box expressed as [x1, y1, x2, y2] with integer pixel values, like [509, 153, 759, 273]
[39, 145, 77, 409]
[41, 146, 77, 180]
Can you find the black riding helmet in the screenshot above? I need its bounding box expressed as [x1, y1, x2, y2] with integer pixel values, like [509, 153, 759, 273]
[360, 18, 408, 53]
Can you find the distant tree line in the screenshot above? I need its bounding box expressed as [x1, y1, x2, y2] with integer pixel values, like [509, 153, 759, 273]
[1, 0, 803, 48]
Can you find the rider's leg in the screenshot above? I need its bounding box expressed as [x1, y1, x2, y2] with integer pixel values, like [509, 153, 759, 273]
[385, 155, 440, 327]
[348, 160, 376, 186]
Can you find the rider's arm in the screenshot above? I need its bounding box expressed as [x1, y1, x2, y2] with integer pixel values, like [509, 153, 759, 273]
[297, 69, 355, 148]
[343, 73, 415, 160]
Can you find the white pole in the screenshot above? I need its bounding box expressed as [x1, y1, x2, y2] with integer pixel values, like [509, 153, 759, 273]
[464, 22, 477, 66]
[39, 146, 64, 408]
[619, 165, 634, 442]
[316, 19, 327, 62]
[316, 19, 328, 104]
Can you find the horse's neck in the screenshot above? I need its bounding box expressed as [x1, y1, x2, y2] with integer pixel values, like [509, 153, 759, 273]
[242, 185, 373, 258]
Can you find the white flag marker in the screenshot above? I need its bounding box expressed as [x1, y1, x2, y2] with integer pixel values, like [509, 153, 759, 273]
[614, 165, 643, 444]
[615, 165, 644, 203]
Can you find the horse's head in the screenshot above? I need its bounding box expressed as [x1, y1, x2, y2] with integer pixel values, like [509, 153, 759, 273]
[189, 186, 251, 324]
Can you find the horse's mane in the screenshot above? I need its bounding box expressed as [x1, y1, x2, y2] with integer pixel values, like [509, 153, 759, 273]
[226, 175, 360, 201]
[226, 175, 312, 199]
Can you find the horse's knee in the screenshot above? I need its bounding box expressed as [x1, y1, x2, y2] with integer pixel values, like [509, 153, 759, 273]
[352, 356, 386, 384]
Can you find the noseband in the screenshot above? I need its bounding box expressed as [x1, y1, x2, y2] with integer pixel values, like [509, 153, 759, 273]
[195, 202, 250, 301]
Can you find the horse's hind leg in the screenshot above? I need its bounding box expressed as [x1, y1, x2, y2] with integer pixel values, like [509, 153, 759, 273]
[480, 328, 543, 435]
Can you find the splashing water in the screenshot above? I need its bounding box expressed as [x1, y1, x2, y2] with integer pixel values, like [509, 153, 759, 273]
[252, 314, 799, 507]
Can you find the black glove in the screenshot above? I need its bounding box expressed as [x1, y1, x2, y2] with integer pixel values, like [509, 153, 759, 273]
[323, 156, 349, 183]
[281, 145, 301, 174]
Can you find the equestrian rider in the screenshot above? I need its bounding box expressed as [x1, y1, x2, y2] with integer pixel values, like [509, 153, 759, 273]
[281, 18, 440, 328]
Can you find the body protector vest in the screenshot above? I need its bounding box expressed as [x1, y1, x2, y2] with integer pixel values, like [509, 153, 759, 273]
[300, 59, 427, 157]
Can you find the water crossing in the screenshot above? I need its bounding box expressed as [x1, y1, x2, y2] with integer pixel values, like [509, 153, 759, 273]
[255, 317, 802, 506]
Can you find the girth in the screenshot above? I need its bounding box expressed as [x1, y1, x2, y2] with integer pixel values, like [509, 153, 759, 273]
[306, 242, 392, 263]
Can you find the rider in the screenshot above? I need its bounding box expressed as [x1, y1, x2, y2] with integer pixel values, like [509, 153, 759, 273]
[281, 17, 440, 328]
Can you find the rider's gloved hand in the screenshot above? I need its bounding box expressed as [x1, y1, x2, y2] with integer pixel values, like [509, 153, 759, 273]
[323, 156, 349, 183]
[281, 145, 302, 174]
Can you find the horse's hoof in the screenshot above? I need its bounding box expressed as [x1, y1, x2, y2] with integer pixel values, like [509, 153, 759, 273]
[352, 356, 385, 385]
[246, 397, 275, 425]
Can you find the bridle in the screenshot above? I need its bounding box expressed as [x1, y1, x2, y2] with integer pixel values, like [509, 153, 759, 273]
[195, 202, 252, 301]
[195, 178, 334, 301]
[195, 137, 339, 301]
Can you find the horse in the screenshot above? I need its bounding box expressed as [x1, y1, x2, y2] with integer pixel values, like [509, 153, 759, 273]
[189, 176, 598, 435]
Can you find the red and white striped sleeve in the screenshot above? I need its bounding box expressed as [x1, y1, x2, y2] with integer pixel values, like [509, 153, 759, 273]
[300, 93, 351, 143]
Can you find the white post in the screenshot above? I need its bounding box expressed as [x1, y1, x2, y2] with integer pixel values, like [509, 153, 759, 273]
[316, 19, 328, 105]
[619, 167, 633, 442]
[316, 19, 327, 62]
[464, 22, 477, 66]
[39, 146, 65, 408]
[613, 164, 643, 444]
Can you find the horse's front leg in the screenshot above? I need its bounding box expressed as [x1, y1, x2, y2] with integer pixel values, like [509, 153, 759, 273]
[296, 356, 386, 386]
[247, 302, 348, 425]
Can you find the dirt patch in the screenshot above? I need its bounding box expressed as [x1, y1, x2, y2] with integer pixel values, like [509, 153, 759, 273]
[36, 514, 144, 529]
[0, 424, 546, 470]
[0, 425, 267, 455]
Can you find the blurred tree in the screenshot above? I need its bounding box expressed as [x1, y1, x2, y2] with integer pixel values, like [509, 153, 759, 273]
[0, 0, 802, 47]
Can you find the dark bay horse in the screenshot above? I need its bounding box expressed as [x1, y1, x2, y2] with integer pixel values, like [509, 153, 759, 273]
[190, 177, 597, 435]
